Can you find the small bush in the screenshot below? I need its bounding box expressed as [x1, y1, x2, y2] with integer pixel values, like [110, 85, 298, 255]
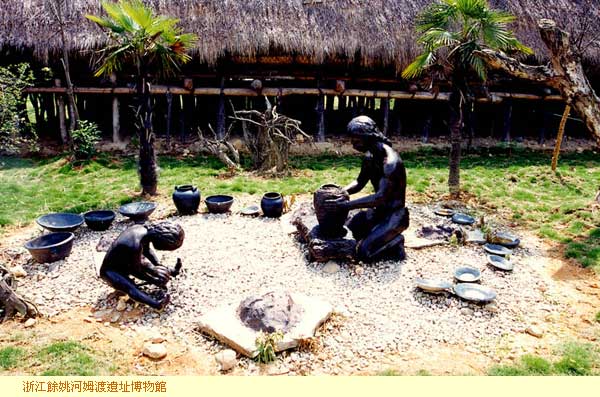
[520, 355, 553, 375]
[71, 120, 101, 160]
[553, 343, 595, 376]
[0, 346, 26, 370]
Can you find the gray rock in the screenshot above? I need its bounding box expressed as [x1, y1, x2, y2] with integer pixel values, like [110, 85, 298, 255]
[322, 261, 340, 274]
[24, 318, 36, 328]
[238, 291, 303, 333]
[525, 326, 544, 338]
[460, 308, 474, 316]
[215, 349, 237, 371]
[10, 265, 28, 278]
[143, 343, 167, 360]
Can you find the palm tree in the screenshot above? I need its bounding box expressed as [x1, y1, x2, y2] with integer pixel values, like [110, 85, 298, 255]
[402, 0, 532, 196]
[86, 0, 196, 195]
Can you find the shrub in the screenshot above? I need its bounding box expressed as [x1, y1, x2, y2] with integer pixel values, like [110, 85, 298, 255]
[71, 120, 101, 160]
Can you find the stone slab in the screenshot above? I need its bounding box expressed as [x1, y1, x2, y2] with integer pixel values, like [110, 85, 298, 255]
[197, 293, 333, 358]
[404, 229, 447, 249]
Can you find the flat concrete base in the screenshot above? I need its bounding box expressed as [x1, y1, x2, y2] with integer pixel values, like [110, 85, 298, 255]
[197, 293, 333, 358]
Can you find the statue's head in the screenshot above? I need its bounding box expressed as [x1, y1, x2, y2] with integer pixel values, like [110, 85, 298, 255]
[347, 116, 391, 152]
[147, 221, 185, 250]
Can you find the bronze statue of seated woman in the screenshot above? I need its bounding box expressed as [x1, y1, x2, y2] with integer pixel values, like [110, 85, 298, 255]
[323, 116, 409, 262]
[100, 221, 184, 310]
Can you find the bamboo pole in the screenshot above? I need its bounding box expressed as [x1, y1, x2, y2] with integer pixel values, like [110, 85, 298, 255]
[23, 86, 565, 102]
[54, 79, 68, 145]
[551, 104, 572, 171]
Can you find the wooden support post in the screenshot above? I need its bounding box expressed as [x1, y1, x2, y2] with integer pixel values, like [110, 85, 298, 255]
[382, 97, 390, 136]
[502, 100, 513, 142]
[54, 79, 68, 145]
[551, 104, 571, 171]
[166, 91, 173, 146]
[393, 99, 403, 136]
[539, 105, 551, 144]
[216, 77, 226, 140]
[422, 112, 432, 143]
[316, 91, 325, 142]
[110, 73, 121, 143]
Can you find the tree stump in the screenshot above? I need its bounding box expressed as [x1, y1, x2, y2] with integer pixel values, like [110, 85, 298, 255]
[0, 265, 37, 322]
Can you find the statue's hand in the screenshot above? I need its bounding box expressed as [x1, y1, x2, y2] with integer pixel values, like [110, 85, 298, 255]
[154, 265, 171, 286]
[323, 197, 349, 212]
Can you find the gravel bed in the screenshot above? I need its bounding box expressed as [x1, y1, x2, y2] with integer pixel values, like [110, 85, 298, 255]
[4, 200, 567, 374]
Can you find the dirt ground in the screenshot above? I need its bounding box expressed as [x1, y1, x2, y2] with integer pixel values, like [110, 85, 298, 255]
[1, 214, 599, 375]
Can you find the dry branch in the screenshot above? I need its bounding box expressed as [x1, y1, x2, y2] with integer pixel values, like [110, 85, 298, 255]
[476, 19, 600, 147]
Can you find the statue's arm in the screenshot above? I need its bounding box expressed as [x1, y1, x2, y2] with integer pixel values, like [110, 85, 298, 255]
[345, 177, 388, 210]
[142, 245, 161, 269]
[344, 157, 370, 194]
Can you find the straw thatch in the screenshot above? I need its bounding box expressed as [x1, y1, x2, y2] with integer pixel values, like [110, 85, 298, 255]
[1, 0, 599, 70]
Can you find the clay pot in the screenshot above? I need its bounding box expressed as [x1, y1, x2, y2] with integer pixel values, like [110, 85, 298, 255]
[173, 185, 200, 215]
[261, 192, 284, 218]
[313, 184, 350, 238]
[24, 232, 74, 263]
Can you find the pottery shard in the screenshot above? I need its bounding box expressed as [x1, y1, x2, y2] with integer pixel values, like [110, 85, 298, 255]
[237, 291, 304, 333]
[215, 349, 237, 371]
[143, 343, 167, 360]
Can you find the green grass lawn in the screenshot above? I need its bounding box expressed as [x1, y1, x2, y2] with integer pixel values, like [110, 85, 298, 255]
[1, 146, 599, 269]
[0, 340, 118, 375]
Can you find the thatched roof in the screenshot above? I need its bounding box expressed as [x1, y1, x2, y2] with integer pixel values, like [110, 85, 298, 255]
[1, 0, 599, 70]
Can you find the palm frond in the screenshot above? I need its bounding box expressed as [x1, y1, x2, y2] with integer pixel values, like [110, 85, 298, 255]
[101, 1, 134, 33]
[121, 0, 153, 30]
[401, 52, 436, 79]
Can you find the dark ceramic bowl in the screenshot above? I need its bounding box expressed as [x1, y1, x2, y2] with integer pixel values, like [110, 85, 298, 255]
[84, 210, 116, 231]
[118, 202, 157, 223]
[36, 213, 84, 232]
[451, 213, 475, 225]
[24, 232, 74, 263]
[205, 195, 234, 214]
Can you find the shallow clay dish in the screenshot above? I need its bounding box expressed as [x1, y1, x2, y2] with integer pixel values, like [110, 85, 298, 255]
[454, 266, 481, 283]
[415, 278, 453, 294]
[483, 243, 513, 256]
[434, 208, 454, 217]
[453, 283, 497, 303]
[487, 254, 514, 271]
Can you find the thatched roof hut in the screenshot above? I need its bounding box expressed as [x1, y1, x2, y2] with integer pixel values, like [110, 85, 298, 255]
[1, 0, 599, 72]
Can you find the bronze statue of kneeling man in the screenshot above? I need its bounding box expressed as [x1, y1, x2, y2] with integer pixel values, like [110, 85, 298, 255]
[100, 221, 184, 310]
[324, 116, 409, 262]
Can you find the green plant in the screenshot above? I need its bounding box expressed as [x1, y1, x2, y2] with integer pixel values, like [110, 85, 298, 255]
[595, 311, 600, 323]
[86, 0, 197, 195]
[0, 63, 36, 154]
[254, 331, 283, 364]
[0, 346, 26, 370]
[377, 369, 402, 376]
[553, 343, 596, 375]
[71, 120, 101, 160]
[402, 0, 531, 196]
[37, 341, 99, 376]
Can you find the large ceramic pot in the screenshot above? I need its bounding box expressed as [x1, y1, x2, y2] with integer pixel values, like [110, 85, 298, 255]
[173, 185, 201, 215]
[261, 192, 284, 218]
[313, 184, 350, 238]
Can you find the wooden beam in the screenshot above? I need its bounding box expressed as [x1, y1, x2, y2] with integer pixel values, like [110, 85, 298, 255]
[23, 86, 565, 102]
